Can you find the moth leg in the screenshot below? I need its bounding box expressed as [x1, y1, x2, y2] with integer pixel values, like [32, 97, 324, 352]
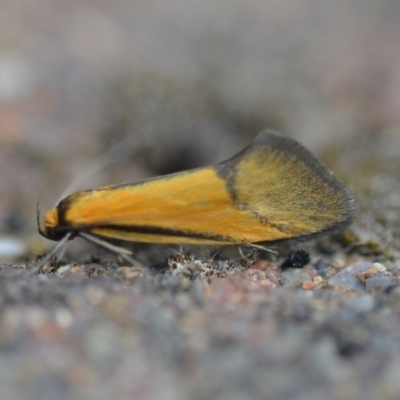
[246, 243, 278, 255]
[78, 232, 150, 275]
[30, 232, 73, 276]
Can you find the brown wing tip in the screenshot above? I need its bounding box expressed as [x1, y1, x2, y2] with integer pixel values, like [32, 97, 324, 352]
[252, 130, 355, 221]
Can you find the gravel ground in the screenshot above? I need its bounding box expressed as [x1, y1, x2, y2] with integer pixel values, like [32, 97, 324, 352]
[1, 1, 400, 399]
[2, 245, 400, 400]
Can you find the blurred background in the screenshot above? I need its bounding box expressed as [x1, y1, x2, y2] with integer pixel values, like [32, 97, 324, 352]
[1, 0, 400, 260]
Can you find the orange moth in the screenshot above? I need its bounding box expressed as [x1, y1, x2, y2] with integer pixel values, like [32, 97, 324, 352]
[38, 131, 354, 263]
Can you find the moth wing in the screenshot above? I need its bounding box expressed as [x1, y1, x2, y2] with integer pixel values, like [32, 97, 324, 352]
[54, 131, 354, 244]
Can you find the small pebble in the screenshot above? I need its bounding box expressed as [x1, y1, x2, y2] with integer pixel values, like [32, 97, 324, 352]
[350, 294, 375, 312]
[365, 274, 397, 292]
[314, 259, 330, 276]
[331, 256, 346, 270]
[372, 262, 387, 272]
[70, 265, 85, 275]
[328, 261, 373, 289]
[357, 267, 380, 283]
[258, 279, 276, 288]
[265, 269, 281, 286]
[252, 260, 272, 271]
[302, 281, 317, 290]
[55, 265, 72, 276]
[281, 269, 313, 288]
[116, 266, 146, 280]
[302, 276, 324, 290]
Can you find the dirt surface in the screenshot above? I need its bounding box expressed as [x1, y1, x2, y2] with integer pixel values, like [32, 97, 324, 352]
[1, 1, 400, 399]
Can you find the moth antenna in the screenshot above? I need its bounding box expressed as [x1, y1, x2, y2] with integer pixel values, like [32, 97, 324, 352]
[36, 203, 46, 237]
[54, 135, 156, 207]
